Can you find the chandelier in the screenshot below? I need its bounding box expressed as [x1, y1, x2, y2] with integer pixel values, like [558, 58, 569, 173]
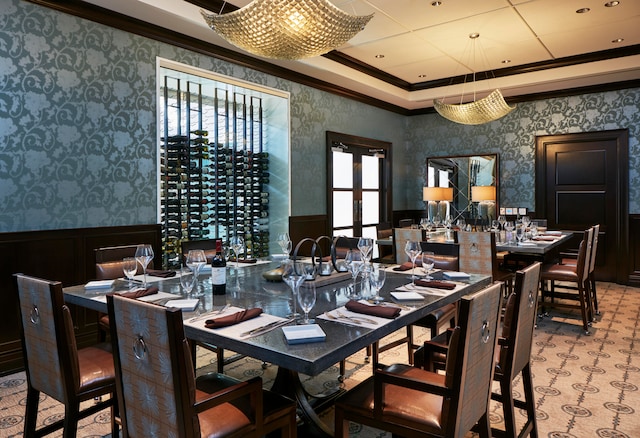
[433, 33, 515, 125]
[201, 0, 373, 60]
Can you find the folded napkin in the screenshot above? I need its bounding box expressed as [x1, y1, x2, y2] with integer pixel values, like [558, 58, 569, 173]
[205, 308, 263, 329]
[238, 258, 257, 264]
[114, 286, 159, 299]
[414, 280, 456, 290]
[533, 236, 558, 241]
[146, 269, 176, 278]
[345, 300, 400, 319]
[393, 261, 422, 271]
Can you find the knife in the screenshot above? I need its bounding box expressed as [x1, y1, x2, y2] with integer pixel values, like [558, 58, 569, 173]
[240, 318, 294, 337]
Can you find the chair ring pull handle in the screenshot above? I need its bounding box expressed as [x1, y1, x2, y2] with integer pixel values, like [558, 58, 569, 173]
[528, 290, 535, 308]
[133, 336, 147, 360]
[30, 306, 40, 325]
[481, 320, 490, 344]
[470, 243, 479, 254]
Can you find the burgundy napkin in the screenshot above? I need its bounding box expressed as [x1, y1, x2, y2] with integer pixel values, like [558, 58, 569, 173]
[345, 300, 400, 319]
[114, 286, 159, 299]
[414, 280, 456, 290]
[393, 261, 423, 271]
[237, 258, 258, 264]
[205, 308, 263, 329]
[146, 269, 176, 278]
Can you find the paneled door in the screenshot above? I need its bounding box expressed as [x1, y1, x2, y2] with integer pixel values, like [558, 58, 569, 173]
[327, 132, 391, 258]
[535, 130, 628, 283]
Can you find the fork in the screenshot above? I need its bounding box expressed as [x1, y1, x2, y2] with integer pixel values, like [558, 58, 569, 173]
[324, 311, 363, 325]
[188, 304, 230, 323]
[336, 310, 378, 325]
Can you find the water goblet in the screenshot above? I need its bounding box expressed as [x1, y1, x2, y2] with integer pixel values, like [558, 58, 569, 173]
[433, 214, 442, 229]
[297, 282, 316, 325]
[504, 221, 515, 244]
[282, 260, 304, 318]
[186, 249, 207, 297]
[369, 265, 386, 303]
[134, 244, 154, 288]
[498, 215, 507, 230]
[277, 232, 292, 257]
[516, 224, 525, 244]
[122, 257, 138, 288]
[422, 251, 435, 280]
[179, 267, 196, 298]
[230, 235, 245, 269]
[357, 237, 374, 263]
[344, 249, 362, 299]
[404, 240, 422, 282]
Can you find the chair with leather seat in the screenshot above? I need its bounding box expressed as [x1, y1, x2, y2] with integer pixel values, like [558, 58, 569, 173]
[15, 273, 119, 438]
[107, 294, 297, 438]
[393, 227, 423, 264]
[540, 227, 594, 334]
[398, 218, 414, 228]
[376, 222, 394, 263]
[417, 262, 542, 438]
[334, 282, 503, 438]
[560, 224, 600, 316]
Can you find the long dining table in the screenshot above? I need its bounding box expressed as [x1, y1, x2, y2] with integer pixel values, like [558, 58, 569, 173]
[63, 260, 491, 436]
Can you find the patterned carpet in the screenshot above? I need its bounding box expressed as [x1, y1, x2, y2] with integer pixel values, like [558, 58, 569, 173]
[1, 281, 639, 437]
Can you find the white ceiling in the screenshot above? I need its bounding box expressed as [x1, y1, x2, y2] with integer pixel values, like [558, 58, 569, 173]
[84, 0, 640, 111]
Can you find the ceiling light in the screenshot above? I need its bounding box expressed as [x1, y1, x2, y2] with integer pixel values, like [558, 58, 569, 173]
[501, 59, 511, 64]
[375, 54, 385, 59]
[576, 7, 591, 13]
[433, 33, 515, 125]
[605, 1, 620, 7]
[201, 0, 373, 60]
[612, 38, 624, 43]
[431, 1, 443, 6]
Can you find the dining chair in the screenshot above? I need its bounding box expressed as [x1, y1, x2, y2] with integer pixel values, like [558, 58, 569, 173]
[334, 282, 503, 438]
[393, 227, 423, 264]
[15, 273, 119, 438]
[560, 224, 600, 316]
[376, 222, 394, 263]
[540, 227, 594, 334]
[416, 262, 542, 438]
[107, 294, 297, 438]
[398, 218, 414, 228]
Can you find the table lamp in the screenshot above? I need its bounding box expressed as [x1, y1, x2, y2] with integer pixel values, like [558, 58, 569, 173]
[471, 185, 496, 221]
[423, 187, 453, 221]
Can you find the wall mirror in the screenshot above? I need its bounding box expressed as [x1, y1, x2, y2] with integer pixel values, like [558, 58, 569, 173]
[426, 154, 499, 221]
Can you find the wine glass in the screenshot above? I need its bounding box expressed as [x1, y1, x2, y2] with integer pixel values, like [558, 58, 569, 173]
[369, 264, 386, 303]
[230, 235, 245, 270]
[404, 240, 422, 282]
[297, 282, 316, 325]
[344, 249, 362, 299]
[357, 237, 373, 263]
[186, 250, 207, 297]
[498, 215, 507, 230]
[134, 244, 153, 288]
[422, 251, 435, 280]
[179, 267, 196, 298]
[277, 232, 292, 257]
[516, 224, 525, 244]
[433, 214, 442, 229]
[419, 218, 429, 231]
[504, 221, 515, 244]
[282, 260, 304, 318]
[122, 257, 138, 288]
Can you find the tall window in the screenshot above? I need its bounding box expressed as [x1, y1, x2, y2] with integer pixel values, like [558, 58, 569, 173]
[158, 59, 289, 268]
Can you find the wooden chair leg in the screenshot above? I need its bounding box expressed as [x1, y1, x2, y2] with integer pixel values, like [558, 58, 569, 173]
[522, 364, 538, 438]
[24, 387, 39, 436]
[590, 275, 599, 315]
[216, 348, 225, 374]
[500, 376, 517, 438]
[63, 403, 80, 438]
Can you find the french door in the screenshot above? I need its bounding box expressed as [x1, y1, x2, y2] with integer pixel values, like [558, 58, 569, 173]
[326, 132, 391, 258]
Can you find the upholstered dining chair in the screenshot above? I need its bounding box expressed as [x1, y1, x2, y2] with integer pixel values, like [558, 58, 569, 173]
[560, 224, 600, 316]
[393, 227, 423, 264]
[334, 281, 503, 438]
[107, 294, 297, 438]
[540, 227, 594, 334]
[417, 262, 542, 438]
[15, 273, 119, 438]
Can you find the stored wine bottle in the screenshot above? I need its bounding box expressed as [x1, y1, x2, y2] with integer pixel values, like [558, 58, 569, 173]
[211, 239, 226, 295]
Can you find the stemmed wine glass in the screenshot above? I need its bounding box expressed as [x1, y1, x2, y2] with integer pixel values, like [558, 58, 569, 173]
[515, 224, 525, 244]
[277, 232, 292, 258]
[404, 240, 422, 283]
[369, 264, 386, 303]
[498, 215, 507, 231]
[344, 249, 362, 299]
[179, 267, 196, 298]
[230, 235, 245, 268]
[282, 260, 304, 318]
[134, 244, 153, 288]
[422, 251, 435, 280]
[433, 214, 442, 229]
[297, 282, 316, 325]
[357, 237, 373, 263]
[186, 249, 207, 297]
[504, 221, 515, 244]
[122, 257, 138, 288]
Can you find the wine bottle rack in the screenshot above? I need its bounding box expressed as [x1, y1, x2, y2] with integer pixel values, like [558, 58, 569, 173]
[160, 75, 270, 269]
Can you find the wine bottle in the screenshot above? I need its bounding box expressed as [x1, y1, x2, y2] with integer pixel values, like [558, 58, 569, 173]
[211, 239, 226, 295]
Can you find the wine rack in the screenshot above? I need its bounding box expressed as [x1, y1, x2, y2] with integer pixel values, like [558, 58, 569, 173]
[160, 75, 270, 269]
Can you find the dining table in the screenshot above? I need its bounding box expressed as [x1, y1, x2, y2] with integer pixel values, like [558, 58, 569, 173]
[63, 260, 491, 437]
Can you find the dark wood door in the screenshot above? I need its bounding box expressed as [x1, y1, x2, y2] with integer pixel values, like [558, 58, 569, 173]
[535, 130, 628, 283]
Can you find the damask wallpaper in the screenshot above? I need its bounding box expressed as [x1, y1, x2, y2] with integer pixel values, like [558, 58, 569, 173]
[0, 0, 638, 233]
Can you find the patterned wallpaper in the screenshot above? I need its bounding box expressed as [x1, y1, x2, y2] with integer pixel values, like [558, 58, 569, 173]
[0, 0, 638, 233]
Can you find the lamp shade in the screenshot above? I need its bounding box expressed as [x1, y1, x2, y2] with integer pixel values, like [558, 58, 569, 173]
[471, 185, 496, 202]
[440, 187, 454, 202]
[423, 187, 443, 201]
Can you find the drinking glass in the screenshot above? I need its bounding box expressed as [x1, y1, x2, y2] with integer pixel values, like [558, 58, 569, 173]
[491, 220, 500, 232]
[419, 218, 429, 231]
[277, 232, 292, 257]
[424, 218, 433, 234]
[498, 215, 507, 230]
[504, 221, 515, 244]
[297, 283, 316, 324]
[369, 264, 386, 303]
[344, 249, 362, 299]
[179, 267, 196, 297]
[230, 235, 245, 270]
[282, 260, 304, 318]
[357, 237, 373, 263]
[516, 224, 525, 244]
[521, 215, 531, 229]
[433, 214, 442, 229]
[404, 240, 422, 282]
[186, 249, 207, 297]
[422, 251, 435, 280]
[122, 257, 138, 288]
[134, 244, 154, 288]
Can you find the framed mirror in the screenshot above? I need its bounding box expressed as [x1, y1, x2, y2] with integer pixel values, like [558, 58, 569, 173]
[426, 154, 499, 222]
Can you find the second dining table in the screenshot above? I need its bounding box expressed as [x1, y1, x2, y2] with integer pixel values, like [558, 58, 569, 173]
[64, 260, 491, 436]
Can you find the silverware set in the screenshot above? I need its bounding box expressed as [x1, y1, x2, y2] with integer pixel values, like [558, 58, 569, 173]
[187, 304, 230, 323]
[324, 311, 378, 325]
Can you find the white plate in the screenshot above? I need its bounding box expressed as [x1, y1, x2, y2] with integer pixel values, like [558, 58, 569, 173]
[443, 271, 470, 279]
[282, 324, 326, 344]
[390, 291, 424, 301]
[165, 299, 199, 311]
[84, 280, 114, 289]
